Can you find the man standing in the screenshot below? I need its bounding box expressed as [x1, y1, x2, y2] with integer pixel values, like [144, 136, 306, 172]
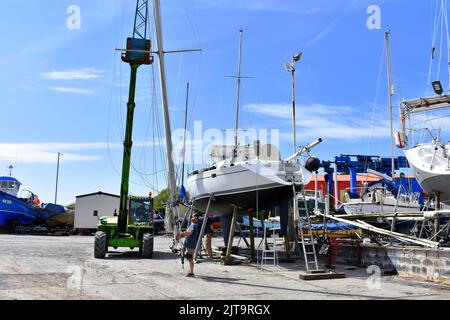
[178, 214, 200, 277]
[320, 236, 334, 269]
[203, 216, 213, 259]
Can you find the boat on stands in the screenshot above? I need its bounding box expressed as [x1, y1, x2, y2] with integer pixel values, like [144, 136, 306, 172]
[0, 174, 66, 230]
[399, 94, 450, 205]
[187, 29, 321, 244]
[188, 141, 316, 216]
[340, 171, 422, 215]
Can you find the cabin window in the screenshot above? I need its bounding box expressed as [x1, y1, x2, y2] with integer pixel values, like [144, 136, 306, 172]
[93, 210, 98, 217]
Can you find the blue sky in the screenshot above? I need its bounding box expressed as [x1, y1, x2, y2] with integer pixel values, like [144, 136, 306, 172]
[0, 0, 446, 205]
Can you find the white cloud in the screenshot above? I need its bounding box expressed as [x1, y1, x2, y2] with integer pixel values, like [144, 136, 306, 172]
[0, 143, 107, 164]
[41, 68, 103, 80]
[50, 86, 96, 95]
[244, 103, 391, 141]
[0, 140, 168, 165]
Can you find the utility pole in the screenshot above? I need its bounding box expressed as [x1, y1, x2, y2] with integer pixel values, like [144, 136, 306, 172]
[55, 152, 62, 204]
[385, 31, 396, 180]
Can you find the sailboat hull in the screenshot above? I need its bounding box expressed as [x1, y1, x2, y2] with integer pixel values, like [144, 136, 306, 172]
[191, 183, 294, 216]
[187, 161, 304, 215]
[187, 160, 308, 242]
[340, 202, 421, 215]
[405, 146, 450, 203]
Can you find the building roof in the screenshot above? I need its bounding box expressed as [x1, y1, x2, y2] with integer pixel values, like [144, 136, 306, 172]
[76, 191, 120, 199]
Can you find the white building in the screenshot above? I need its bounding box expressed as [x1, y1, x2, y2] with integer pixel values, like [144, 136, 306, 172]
[74, 192, 120, 232]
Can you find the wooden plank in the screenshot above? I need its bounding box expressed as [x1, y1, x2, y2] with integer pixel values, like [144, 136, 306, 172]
[299, 272, 346, 281]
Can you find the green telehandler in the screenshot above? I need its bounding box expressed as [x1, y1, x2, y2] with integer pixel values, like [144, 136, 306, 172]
[94, 0, 155, 259]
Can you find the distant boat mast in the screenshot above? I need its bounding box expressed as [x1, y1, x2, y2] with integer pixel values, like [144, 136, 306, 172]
[181, 81, 190, 187]
[385, 30, 396, 179]
[232, 28, 244, 164]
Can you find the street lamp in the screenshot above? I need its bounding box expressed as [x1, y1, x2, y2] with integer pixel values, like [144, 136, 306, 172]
[285, 52, 303, 154]
[55, 152, 63, 204]
[432, 81, 444, 95]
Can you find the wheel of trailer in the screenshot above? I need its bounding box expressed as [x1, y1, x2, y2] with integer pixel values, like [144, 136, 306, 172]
[94, 231, 107, 259]
[141, 233, 154, 259]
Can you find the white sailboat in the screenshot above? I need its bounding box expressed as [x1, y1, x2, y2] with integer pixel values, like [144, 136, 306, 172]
[397, 1, 450, 206]
[340, 31, 422, 215]
[187, 30, 321, 238]
[188, 141, 315, 216]
[340, 177, 421, 215]
[399, 94, 450, 204]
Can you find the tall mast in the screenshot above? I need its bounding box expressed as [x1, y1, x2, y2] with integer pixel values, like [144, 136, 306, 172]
[153, 0, 178, 221]
[385, 30, 395, 179]
[233, 29, 244, 163]
[152, 0, 200, 231]
[181, 82, 190, 187]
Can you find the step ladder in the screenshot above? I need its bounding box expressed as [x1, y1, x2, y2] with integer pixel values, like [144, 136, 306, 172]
[259, 217, 281, 269]
[296, 189, 319, 272]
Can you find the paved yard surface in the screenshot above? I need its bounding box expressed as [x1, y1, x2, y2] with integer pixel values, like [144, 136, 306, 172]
[0, 234, 449, 300]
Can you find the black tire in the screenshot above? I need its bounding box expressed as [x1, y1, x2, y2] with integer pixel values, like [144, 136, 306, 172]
[142, 233, 154, 259]
[94, 231, 107, 259]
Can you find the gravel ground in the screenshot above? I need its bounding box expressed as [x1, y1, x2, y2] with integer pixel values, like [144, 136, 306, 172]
[0, 234, 449, 300]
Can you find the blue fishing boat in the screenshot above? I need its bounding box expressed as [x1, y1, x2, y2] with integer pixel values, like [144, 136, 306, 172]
[0, 176, 37, 227]
[0, 176, 65, 229]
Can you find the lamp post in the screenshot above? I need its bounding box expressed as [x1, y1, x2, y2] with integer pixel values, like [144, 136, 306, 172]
[285, 52, 303, 154]
[55, 152, 62, 204]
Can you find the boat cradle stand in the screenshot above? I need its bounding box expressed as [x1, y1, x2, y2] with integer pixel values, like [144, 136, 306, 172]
[222, 204, 242, 265]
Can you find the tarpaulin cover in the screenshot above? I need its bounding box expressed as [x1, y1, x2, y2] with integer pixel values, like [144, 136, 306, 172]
[242, 217, 357, 231]
[309, 222, 359, 231]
